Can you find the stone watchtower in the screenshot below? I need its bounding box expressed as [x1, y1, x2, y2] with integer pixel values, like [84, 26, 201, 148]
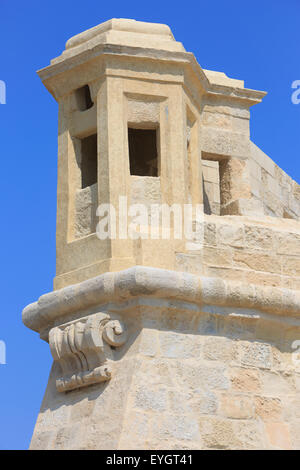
[23, 19, 300, 450]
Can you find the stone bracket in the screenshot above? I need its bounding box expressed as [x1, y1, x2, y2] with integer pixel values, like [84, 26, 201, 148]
[49, 312, 127, 392]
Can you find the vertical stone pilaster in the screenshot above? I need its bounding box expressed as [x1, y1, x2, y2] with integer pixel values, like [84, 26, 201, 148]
[97, 77, 134, 261]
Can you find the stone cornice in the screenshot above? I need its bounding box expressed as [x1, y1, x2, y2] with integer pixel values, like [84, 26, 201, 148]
[37, 44, 266, 107]
[22, 266, 300, 336]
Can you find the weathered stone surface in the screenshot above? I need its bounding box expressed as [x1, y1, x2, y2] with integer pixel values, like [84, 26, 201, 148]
[219, 393, 254, 419]
[198, 417, 242, 449]
[23, 17, 300, 451]
[265, 422, 292, 450]
[239, 342, 273, 370]
[203, 336, 236, 362]
[255, 396, 283, 422]
[159, 331, 202, 359]
[230, 368, 261, 392]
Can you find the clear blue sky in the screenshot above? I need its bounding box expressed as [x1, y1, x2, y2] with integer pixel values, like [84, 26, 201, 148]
[0, 0, 299, 450]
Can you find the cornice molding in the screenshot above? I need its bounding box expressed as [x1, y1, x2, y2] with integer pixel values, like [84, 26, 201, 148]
[23, 266, 300, 337]
[37, 44, 266, 107]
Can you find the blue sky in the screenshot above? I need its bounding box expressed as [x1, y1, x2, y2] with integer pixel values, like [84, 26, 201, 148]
[0, 0, 299, 450]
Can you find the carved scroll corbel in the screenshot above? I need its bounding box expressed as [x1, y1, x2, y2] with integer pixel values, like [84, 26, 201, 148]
[49, 312, 127, 392]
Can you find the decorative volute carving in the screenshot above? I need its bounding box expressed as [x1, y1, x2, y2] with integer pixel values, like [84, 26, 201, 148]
[49, 312, 127, 392]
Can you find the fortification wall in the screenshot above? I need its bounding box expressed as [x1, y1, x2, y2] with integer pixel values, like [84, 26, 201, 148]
[202, 144, 300, 220]
[28, 286, 300, 450]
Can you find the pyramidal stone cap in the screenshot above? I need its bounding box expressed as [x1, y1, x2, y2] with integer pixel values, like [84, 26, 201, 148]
[51, 18, 186, 65]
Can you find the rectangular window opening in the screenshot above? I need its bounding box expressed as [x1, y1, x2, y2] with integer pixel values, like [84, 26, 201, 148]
[202, 159, 221, 215]
[80, 134, 97, 189]
[128, 128, 158, 177]
[75, 85, 94, 111]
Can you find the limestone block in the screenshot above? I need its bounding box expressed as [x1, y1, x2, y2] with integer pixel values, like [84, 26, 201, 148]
[261, 370, 295, 396]
[198, 417, 242, 449]
[276, 232, 300, 256]
[239, 342, 273, 370]
[201, 127, 250, 160]
[159, 330, 202, 359]
[267, 174, 282, 199]
[127, 98, 160, 126]
[234, 421, 265, 449]
[220, 393, 254, 419]
[233, 251, 281, 274]
[30, 431, 55, 450]
[74, 184, 97, 238]
[130, 176, 161, 207]
[244, 225, 274, 251]
[174, 362, 230, 391]
[250, 142, 275, 177]
[222, 198, 264, 217]
[203, 246, 233, 267]
[134, 386, 168, 412]
[230, 367, 261, 393]
[216, 223, 244, 247]
[138, 328, 159, 357]
[155, 414, 200, 442]
[119, 411, 151, 450]
[188, 390, 218, 415]
[203, 336, 236, 362]
[250, 177, 261, 198]
[282, 256, 300, 277]
[265, 422, 292, 450]
[255, 396, 282, 422]
[249, 159, 262, 181]
[203, 222, 216, 245]
[204, 70, 244, 88]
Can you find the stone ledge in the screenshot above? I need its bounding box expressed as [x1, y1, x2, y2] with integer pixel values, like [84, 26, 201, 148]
[22, 266, 300, 335]
[37, 44, 266, 107]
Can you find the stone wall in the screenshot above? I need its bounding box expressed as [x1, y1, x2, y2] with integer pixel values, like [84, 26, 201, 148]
[29, 299, 300, 450]
[202, 143, 300, 220]
[176, 214, 300, 291]
[250, 142, 300, 220]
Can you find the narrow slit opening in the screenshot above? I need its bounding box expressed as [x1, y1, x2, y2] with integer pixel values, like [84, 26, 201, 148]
[75, 85, 93, 111]
[80, 134, 97, 188]
[202, 159, 221, 215]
